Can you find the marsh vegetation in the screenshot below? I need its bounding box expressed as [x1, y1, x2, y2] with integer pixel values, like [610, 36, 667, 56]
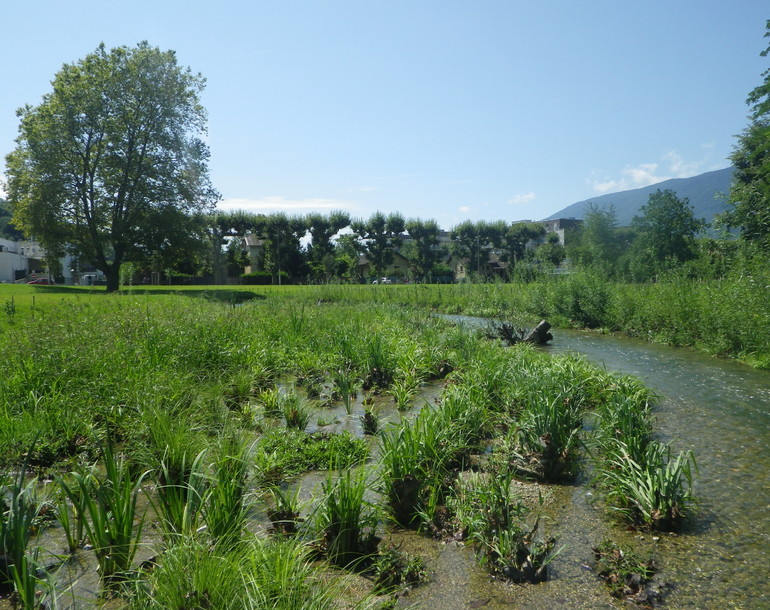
[0, 285, 711, 608]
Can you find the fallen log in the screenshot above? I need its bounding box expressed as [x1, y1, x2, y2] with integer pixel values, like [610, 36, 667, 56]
[487, 319, 553, 345]
[524, 320, 553, 345]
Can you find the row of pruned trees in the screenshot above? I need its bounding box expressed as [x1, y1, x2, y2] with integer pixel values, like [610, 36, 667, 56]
[210, 211, 561, 284]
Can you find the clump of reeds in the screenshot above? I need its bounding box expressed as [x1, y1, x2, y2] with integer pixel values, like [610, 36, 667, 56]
[58, 440, 148, 587]
[590, 379, 697, 530]
[204, 432, 252, 550]
[448, 467, 559, 583]
[281, 393, 314, 430]
[1, 457, 47, 605]
[594, 441, 697, 530]
[313, 466, 379, 567]
[267, 485, 303, 536]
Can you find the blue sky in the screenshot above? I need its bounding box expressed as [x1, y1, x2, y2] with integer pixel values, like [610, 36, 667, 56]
[1, 1, 767, 228]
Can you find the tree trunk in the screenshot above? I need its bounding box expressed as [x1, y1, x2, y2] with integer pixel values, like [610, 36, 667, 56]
[524, 320, 553, 344]
[105, 265, 121, 293]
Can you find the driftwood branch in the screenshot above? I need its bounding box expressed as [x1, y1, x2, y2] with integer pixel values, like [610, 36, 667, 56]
[487, 319, 553, 345]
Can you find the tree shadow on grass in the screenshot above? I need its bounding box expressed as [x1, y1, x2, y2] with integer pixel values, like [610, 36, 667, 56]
[26, 286, 266, 304]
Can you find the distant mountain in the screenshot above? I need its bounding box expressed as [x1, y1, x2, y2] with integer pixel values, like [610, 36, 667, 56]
[544, 166, 734, 226]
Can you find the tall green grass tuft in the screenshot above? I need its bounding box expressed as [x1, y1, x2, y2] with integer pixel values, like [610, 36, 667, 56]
[204, 432, 251, 550]
[58, 440, 148, 587]
[594, 441, 697, 530]
[449, 467, 558, 582]
[1, 456, 43, 602]
[314, 466, 379, 567]
[140, 409, 208, 542]
[513, 395, 583, 482]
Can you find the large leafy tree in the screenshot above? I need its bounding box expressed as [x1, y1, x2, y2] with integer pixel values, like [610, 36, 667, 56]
[5, 41, 218, 291]
[0, 198, 24, 240]
[499, 221, 545, 273]
[727, 20, 770, 252]
[631, 189, 705, 273]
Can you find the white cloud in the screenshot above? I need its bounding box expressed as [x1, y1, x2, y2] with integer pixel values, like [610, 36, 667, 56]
[590, 151, 706, 195]
[458, 205, 471, 213]
[217, 196, 360, 214]
[508, 192, 536, 205]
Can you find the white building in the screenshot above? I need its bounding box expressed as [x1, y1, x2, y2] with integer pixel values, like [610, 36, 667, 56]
[0, 238, 79, 284]
[0, 238, 29, 283]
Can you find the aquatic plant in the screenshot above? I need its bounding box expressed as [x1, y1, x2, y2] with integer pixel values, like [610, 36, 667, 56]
[254, 429, 369, 484]
[139, 409, 208, 541]
[204, 432, 252, 550]
[360, 406, 380, 435]
[331, 367, 358, 415]
[152, 449, 208, 542]
[594, 440, 697, 530]
[58, 441, 148, 586]
[267, 484, 303, 535]
[513, 394, 583, 482]
[0, 457, 41, 601]
[371, 545, 427, 594]
[390, 375, 419, 411]
[449, 468, 558, 583]
[593, 539, 656, 601]
[313, 466, 379, 567]
[282, 393, 314, 430]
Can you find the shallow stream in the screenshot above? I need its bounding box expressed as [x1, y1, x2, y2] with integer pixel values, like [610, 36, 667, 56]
[397, 318, 769, 609]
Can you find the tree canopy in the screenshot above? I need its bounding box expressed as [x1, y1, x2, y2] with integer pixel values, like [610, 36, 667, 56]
[631, 189, 705, 276]
[727, 20, 770, 252]
[5, 41, 218, 291]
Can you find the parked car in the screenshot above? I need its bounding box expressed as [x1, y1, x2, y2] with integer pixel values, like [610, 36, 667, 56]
[27, 278, 53, 285]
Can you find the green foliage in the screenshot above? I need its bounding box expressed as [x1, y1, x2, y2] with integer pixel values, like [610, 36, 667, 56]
[726, 20, 770, 252]
[0, 198, 24, 240]
[351, 211, 406, 280]
[254, 429, 369, 484]
[5, 41, 217, 291]
[241, 270, 288, 284]
[1, 457, 39, 597]
[593, 440, 697, 530]
[58, 441, 148, 586]
[314, 466, 379, 567]
[404, 218, 447, 280]
[449, 468, 557, 582]
[134, 536, 338, 610]
[204, 432, 251, 550]
[593, 539, 656, 600]
[631, 189, 706, 274]
[371, 546, 427, 594]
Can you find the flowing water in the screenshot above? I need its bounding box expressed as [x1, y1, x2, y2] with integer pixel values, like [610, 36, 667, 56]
[399, 319, 770, 609]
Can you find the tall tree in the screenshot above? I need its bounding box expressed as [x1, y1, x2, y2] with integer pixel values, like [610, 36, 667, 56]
[0, 198, 24, 240]
[450, 220, 486, 275]
[262, 213, 307, 284]
[351, 212, 405, 280]
[404, 218, 445, 281]
[727, 19, 770, 252]
[572, 203, 620, 271]
[306, 211, 350, 280]
[5, 42, 218, 291]
[631, 189, 705, 268]
[499, 221, 545, 273]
